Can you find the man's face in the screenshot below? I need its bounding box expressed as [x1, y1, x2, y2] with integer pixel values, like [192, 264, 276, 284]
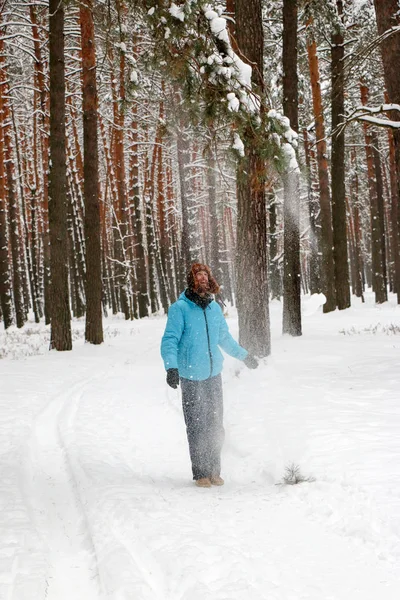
[195, 270, 209, 294]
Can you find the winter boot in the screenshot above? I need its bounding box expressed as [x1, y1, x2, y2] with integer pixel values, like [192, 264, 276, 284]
[195, 477, 212, 488]
[210, 476, 224, 486]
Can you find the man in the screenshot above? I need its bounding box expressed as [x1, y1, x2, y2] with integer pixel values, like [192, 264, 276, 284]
[161, 263, 258, 488]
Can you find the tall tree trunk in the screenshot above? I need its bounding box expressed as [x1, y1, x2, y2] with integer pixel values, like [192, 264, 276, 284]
[16, 117, 40, 323]
[373, 0, 400, 303]
[48, 0, 72, 350]
[268, 192, 281, 300]
[331, 0, 350, 309]
[110, 3, 131, 319]
[206, 144, 223, 284]
[349, 147, 364, 301]
[155, 99, 172, 311]
[166, 158, 179, 302]
[371, 131, 388, 295]
[360, 82, 387, 303]
[282, 0, 301, 335]
[30, 5, 51, 324]
[80, 0, 103, 344]
[129, 119, 149, 317]
[176, 125, 192, 273]
[306, 17, 336, 312]
[388, 127, 400, 298]
[303, 128, 321, 294]
[0, 63, 13, 328]
[0, 70, 26, 327]
[235, 0, 270, 356]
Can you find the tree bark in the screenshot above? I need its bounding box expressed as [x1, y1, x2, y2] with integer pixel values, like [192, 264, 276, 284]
[30, 5, 51, 324]
[388, 127, 400, 297]
[0, 63, 13, 328]
[331, 0, 350, 309]
[282, 0, 301, 335]
[303, 128, 321, 294]
[349, 148, 364, 301]
[0, 59, 26, 327]
[373, 0, 400, 303]
[48, 0, 72, 350]
[129, 118, 149, 317]
[235, 0, 270, 357]
[306, 17, 336, 312]
[80, 0, 103, 344]
[268, 192, 281, 300]
[176, 124, 193, 274]
[360, 82, 387, 303]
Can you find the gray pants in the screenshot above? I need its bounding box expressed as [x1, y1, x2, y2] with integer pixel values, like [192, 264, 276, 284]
[181, 374, 225, 480]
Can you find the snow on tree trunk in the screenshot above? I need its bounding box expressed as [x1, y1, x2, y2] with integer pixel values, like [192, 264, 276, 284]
[282, 0, 301, 336]
[0, 57, 13, 328]
[30, 4, 51, 325]
[373, 0, 400, 304]
[306, 17, 336, 313]
[235, 0, 271, 357]
[128, 116, 149, 318]
[360, 82, 387, 304]
[303, 128, 321, 295]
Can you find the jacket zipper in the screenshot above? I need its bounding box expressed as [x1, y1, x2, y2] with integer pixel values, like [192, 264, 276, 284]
[203, 308, 213, 378]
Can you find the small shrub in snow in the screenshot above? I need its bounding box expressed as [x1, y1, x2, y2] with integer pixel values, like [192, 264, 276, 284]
[339, 323, 400, 336]
[278, 463, 315, 486]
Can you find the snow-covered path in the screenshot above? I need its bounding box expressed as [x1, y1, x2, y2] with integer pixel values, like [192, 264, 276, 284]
[1, 295, 400, 599]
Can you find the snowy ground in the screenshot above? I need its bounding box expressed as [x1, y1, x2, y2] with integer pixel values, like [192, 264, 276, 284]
[1, 292, 400, 600]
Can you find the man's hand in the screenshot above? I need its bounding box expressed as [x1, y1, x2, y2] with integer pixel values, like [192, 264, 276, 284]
[244, 354, 258, 369]
[166, 368, 180, 388]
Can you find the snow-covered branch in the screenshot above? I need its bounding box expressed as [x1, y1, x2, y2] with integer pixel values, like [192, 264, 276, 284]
[344, 103, 400, 130]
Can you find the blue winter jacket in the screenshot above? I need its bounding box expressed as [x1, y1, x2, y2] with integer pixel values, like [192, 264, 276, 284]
[161, 291, 248, 381]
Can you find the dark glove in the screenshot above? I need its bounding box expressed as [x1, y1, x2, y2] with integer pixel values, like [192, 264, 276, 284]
[244, 354, 258, 369]
[166, 368, 180, 389]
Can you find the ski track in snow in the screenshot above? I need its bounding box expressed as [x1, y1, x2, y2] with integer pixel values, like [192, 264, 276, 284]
[1, 297, 400, 599]
[21, 376, 106, 600]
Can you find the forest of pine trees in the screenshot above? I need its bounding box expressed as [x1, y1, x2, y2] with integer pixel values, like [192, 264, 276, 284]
[0, 0, 399, 354]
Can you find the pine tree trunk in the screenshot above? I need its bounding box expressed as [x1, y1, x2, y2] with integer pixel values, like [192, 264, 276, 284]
[2, 98, 26, 328]
[303, 128, 321, 294]
[30, 5, 51, 324]
[282, 0, 301, 335]
[166, 159, 180, 301]
[80, 0, 103, 344]
[306, 17, 336, 312]
[268, 192, 281, 300]
[371, 131, 388, 296]
[331, 0, 350, 309]
[66, 183, 85, 317]
[48, 0, 72, 350]
[206, 145, 222, 285]
[0, 73, 13, 328]
[235, 0, 270, 357]
[13, 113, 37, 322]
[388, 128, 400, 298]
[110, 8, 131, 320]
[155, 99, 172, 311]
[349, 148, 364, 301]
[176, 126, 192, 272]
[143, 149, 159, 314]
[31, 92, 44, 320]
[373, 0, 400, 303]
[129, 120, 149, 317]
[360, 82, 387, 303]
